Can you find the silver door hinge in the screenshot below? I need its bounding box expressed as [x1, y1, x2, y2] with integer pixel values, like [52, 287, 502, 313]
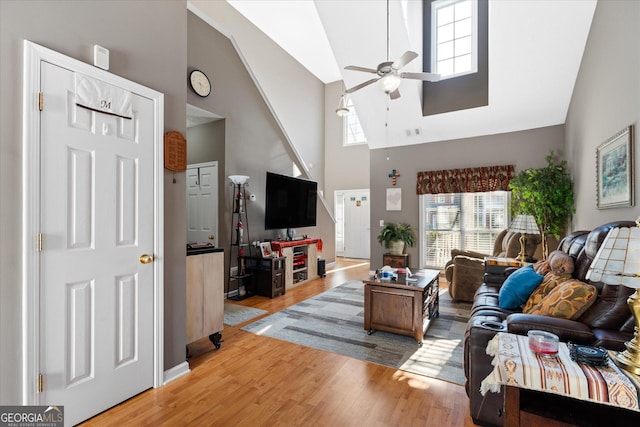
[37, 233, 44, 252]
[38, 373, 43, 393]
[38, 92, 43, 111]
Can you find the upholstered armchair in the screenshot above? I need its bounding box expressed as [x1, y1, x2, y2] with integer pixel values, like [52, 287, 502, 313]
[444, 229, 541, 302]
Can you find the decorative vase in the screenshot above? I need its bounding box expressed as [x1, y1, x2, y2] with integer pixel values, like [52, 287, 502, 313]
[388, 240, 405, 255]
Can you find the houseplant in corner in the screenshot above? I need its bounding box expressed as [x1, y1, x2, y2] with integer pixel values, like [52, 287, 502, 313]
[377, 223, 416, 255]
[509, 151, 575, 259]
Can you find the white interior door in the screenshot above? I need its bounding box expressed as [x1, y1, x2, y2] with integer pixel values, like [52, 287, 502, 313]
[343, 190, 370, 259]
[187, 162, 218, 246]
[38, 61, 156, 426]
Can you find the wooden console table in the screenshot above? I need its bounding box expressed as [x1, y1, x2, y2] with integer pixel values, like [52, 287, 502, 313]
[363, 269, 440, 345]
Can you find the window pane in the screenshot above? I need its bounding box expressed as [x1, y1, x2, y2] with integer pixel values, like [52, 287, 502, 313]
[455, 0, 472, 20]
[437, 58, 454, 77]
[454, 54, 472, 73]
[438, 23, 454, 43]
[455, 17, 472, 38]
[438, 40, 454, 61]
[437, 4, 454, 25]
[455, 36, 472, 56]
[344, 99, 366, 146]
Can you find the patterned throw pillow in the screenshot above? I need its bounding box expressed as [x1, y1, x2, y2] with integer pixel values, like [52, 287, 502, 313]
[527, 279, 597, 320]
[522, 273, 571, 313]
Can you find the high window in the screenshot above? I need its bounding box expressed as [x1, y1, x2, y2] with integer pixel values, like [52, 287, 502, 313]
[431, 0, 478, 79]
[419, 191, 510, 268]
[343, 98, 367, 146]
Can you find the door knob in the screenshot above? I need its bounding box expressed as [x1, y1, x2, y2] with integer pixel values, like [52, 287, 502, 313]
[208, 234, 215, 240]
[139, 254, 154, 264]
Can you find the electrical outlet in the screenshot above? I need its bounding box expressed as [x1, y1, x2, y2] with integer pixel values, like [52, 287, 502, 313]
[380, 220, 385, 227]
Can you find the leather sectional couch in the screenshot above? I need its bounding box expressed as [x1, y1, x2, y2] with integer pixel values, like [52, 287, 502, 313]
[463, 221, 637, 426]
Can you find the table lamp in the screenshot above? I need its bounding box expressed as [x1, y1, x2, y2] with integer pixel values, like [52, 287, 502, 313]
[586, 217, 640, 375]
[509, 215, 540, 263]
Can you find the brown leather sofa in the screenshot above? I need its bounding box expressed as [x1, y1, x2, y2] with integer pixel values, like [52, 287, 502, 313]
[445, 229, 540, 302]
[463, 221, 637, 426]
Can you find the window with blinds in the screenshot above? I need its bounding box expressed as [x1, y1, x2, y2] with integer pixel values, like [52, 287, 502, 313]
[420, 191, 510, 268]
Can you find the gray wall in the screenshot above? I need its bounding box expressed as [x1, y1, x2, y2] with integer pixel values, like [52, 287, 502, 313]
[0, 0, 187, 403]
[324, 81, 371, 213]
[565, 0, 640, 230]
[369, 125, 565, 270]
[191, 1, 326, 193]
[187, 120, 225, 166]
[187, 11, 335, 287]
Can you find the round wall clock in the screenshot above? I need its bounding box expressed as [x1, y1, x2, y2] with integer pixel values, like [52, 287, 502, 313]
[189, 69, 211, 97]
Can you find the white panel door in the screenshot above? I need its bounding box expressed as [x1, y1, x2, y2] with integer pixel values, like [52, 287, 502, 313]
[39, 61, 155, 426]
[344, 190, 370, 259]
[186, 162, 218, 245]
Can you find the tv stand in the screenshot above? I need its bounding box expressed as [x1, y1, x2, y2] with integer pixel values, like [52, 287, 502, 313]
[270, 238, 321, 289]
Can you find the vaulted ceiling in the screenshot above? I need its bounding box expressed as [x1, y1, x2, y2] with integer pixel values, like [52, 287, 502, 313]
[225, 0, 597, 149]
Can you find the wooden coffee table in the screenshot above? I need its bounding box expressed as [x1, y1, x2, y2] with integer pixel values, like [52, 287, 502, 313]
[363, 269, 440, 346]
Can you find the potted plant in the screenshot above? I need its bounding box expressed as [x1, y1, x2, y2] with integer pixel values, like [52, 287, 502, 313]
[509, 151, 575, 259]
[377, 223, 416, 255]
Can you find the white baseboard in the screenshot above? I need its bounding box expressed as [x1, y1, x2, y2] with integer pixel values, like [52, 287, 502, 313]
[163, 361, 190, 385]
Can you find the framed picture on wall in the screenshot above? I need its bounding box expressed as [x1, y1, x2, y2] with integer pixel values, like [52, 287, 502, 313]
[596, 125, 634, 209]
[260, 242, 273, 258]
[386, 188, 401, 211]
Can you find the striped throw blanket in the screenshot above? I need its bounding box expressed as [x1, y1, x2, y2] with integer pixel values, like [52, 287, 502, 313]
[480, 332, 640, 412]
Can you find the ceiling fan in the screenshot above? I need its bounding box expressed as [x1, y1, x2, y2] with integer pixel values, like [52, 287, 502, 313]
[344, 0, 440, 99]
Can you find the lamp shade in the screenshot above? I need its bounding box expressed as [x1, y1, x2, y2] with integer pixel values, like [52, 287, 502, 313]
[586, 222, 640, 288]
[228, 175, 250, 185]
[509, 215, 540, 235]
[336, 93, 349, 117]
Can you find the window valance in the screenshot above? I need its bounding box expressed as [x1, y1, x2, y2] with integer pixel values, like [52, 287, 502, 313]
[416, 165, 515, 195]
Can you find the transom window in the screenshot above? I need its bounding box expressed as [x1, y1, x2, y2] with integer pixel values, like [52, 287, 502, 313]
[431, 0, 478, 79]
[419, 191, 510, 268]
[343, 98, 367, 146]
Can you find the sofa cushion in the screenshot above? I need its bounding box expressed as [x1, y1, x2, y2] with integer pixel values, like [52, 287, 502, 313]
[498, 265, 544, 310]
[522, 272, 571, 313]
[527, 279, 597, 320]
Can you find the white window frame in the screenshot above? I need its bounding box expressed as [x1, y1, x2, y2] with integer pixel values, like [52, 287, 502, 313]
[431, 0, 478, 80]
[343, 97, 367, 146]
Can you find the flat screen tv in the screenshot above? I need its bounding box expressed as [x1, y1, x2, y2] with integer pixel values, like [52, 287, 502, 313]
[264, 172, 317, 231]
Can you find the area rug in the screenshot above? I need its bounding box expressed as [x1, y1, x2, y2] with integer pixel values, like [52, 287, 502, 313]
[224, 302, 268, 326]
[241, 280, 472, 385]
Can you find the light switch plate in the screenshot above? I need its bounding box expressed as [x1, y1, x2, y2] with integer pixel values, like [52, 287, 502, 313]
[380, 220, 385, 226]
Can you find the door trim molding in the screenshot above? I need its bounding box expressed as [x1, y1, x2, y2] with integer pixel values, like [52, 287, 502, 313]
[21, 40, 165, 404]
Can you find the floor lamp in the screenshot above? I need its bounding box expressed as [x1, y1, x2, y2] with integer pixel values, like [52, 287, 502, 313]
[586, 217, 640, 375]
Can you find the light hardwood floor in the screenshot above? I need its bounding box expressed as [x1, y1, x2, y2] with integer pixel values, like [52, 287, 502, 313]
[83, 259, 475, 426]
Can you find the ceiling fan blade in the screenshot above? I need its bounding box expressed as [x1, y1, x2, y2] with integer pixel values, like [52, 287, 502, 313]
[344, 65, 378, 74]
[389, 89, 401, 100]
[401, 71, 441, 82]
[345, 78, 379, 94]
[392, 51, 418, 70]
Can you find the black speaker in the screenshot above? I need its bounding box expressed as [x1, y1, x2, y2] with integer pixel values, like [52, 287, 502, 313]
[317, 259, 326, 277]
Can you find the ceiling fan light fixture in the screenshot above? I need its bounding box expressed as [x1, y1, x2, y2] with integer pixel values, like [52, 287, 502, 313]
[377, 74, 402, 93]
[336, 93, 350, 117]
